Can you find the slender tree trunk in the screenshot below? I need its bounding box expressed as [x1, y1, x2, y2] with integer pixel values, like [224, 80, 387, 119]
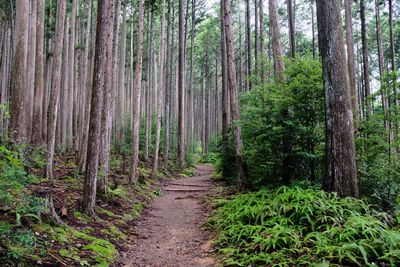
[145, 10, 154, 162]
[188, 0, 196, 152]
[311, 1, 315, 58]
[389, 0, 398, 148]
[254, 0, 258, 75]
[316, 0, 358, 198]
[32, 0, 45, 144]
[78, 0, 94, 169]
[46, 0, 66, 179]
[117, 0, 127, 149]
[79, 4, 96, 171]
[245, 0, 252, 90]
[374, 0, 389, 136]
[66, 0, 77, 150]
[82, 0, 113, 217]
[130, 0, 146, 182]
[360, 0, 371, 117]
[26, 0, 37, 141]
[152, 0, 166, 177]
[344, 0, 358, 119]
[259, 0, 265, 82]
[220, 0, 229, 178]
[223, 0, 248, 187]
[98, 0, 115, 194]
[163, 0, 174, 170]
[177, 0, 186, 169]
[9, 0, 29, 143]
[269, 0, 284, 83]
[287, 0, 296, 58]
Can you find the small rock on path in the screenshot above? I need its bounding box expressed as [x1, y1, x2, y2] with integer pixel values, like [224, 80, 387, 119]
[123, 164, 218, 267]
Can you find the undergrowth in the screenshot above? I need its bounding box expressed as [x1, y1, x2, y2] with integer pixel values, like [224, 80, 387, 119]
[210, 186, 400, 266]
[0, 144, 168, 266]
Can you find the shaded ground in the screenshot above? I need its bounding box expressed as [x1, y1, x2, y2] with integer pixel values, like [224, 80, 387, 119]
[122, 164, 217, 267]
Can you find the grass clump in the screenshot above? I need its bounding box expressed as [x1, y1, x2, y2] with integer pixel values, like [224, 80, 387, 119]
[210, 186, 400, 266]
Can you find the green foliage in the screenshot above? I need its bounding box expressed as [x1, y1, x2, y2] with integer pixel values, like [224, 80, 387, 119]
[228, 57, 324, 186]
[36, 224, 116, 266]
[211, 187, 400, 266]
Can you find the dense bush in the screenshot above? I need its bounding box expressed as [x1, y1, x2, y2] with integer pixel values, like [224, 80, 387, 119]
[210, 187, 400, 266]
[223, 57, 325, 186]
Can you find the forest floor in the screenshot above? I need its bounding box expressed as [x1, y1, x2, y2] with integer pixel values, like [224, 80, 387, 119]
[121, 164, 219, 267]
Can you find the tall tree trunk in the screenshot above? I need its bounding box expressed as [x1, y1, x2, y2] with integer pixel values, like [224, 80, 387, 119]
[130, 0, 146, 183]
[26, 0, 37, 141]
[152, 0, 166, 177]
[223, 0, 248, 187]
[311, 1, 316, 58]
[188, 0, 196, 152]
[259, 0, 265, 82]
[78, 0, 94, 170]
[9, 0, 29, 143]
[82, 0, 113, 217]
[45, 0, 67, 224]
[287, 0, 296, 58]
[145, 10, 154, 162]
[46, 0, 66, 179]
[344, 0, 358, 119]
[67, 0, 77, 150]
[220, 0, 229, 178]
[360, 0, 371, 117]
[254, 0, 258, 75]
[177, 0, 186, 169]
[98, 0, 116, 193]
[269, 0, 284, 83]
[117, 0, 127, 149]
[316, 0, 358, 198]
[163, 0, 174, 170]
[245, 0, 252, 90]
[32, 0, 45, 144]
[389, 0, 398, 148]
[374, 0, 389, 136]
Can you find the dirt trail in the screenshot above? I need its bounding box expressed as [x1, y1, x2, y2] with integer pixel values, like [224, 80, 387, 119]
[122, 164, 218, 267]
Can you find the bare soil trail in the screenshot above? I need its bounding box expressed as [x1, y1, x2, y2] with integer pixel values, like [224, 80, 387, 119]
[122, 164, 218, 267]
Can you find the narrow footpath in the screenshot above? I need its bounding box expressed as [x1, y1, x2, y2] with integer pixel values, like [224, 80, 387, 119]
[123, 164, 218, 267]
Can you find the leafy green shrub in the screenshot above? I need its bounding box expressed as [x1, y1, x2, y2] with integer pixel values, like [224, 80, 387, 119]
[221, 57, 324, 187]
[210, 186, 400, 266]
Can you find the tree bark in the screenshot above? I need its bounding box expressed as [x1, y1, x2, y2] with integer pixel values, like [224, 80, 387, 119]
[152, 0, 166, 177]
[223, 0, 248, 187]
[145, 10, 154, 162]
[220, 0, 229, 178]
[287, 0, 296, 58]
[374, 0, 389, 134]
[46, 0, 66, 180]
[316, 0, 358, 198]
[82, 0, 113, 217]
[163, 0, 174, 170]
[98, 0, 116, 193]
[117, 0, 127, 149]
[32, 0, 45, 144]
[259, 0, 265, 82]
[389, 0, 398, 147]
[245, 0, 252, 90]
[344, 0, 358, 119]
[188, 0, 196, 152]
[254, 0, 258, 75]
[269, 0, 284, 83]
[177, 0, 186, 169]
[130, 0, 146, 183]
[360, 0, 371, 117]
[9, 0, 29, 143]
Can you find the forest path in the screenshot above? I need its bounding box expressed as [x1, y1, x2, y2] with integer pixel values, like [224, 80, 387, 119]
[122, 164, 218, 267]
